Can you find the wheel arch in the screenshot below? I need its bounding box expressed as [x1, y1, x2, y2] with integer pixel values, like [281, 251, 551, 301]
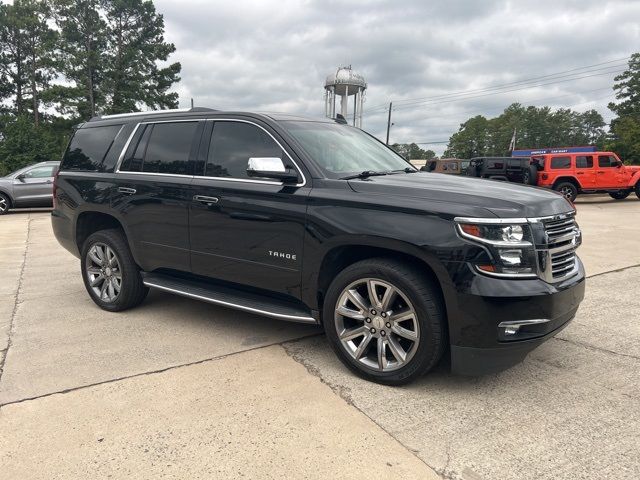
[552, 176, 581, 190]
[310, 240, 456, 337]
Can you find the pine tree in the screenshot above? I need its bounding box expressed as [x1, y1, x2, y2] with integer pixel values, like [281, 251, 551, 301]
[103, 0, 181, 113]
[607, 53, 640, 163]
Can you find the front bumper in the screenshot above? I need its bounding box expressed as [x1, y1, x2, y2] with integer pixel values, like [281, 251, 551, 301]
[447, 258, 585, 375]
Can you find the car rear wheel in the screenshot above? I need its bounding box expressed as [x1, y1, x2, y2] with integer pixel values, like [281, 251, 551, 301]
[609, 190, 630, 200]
[323, 258, 446, 385]
[523, 165, 538, 186]
[554, 182, 578, 202]
[0, 193, 10, 215]
[635, 182, 640, 200]
[81, 229, 148, 312]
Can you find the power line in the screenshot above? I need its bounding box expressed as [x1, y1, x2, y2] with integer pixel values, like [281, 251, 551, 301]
[366, 56, 630, 112]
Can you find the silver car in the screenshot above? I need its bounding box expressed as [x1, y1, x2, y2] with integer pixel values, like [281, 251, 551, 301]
[0, 161, 60, 215]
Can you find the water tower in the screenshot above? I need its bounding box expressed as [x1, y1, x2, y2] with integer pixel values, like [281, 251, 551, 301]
[324, 66, 367, 128]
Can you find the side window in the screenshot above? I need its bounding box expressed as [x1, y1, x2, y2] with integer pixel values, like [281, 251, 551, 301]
[487, 159, 504, 169]
[508, 159, 520, 168]
[598, 155, 617, 168]
[63, 125, 123, 171]
[576, 156, 593, 168]
[206, 122, 283, 179]
[142, 122, 198, 175]
[120, 125, 151, 172]
[448, 162, 458, 171]
[550, 156, 571, 169]
[22, 165, 55, 178]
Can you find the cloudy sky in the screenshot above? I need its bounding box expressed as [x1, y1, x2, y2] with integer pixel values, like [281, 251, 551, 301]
[156, 0, 640, 154]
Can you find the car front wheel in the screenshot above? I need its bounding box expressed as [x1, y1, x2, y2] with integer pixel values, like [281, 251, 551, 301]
[323, 258, 446, 385]
[0, 193, 11, 215]
[609, 190, 630, 200]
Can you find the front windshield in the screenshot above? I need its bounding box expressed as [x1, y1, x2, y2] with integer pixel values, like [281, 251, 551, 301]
[282, 121, 415, 178]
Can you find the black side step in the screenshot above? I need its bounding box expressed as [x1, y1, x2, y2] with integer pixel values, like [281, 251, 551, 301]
[142, 272, 317, 324]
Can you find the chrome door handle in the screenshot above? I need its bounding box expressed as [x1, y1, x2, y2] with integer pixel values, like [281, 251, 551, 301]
[193, 195, 219, 205]
[118, 187, 137, 195]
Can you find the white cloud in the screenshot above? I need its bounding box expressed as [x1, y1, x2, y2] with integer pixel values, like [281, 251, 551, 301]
[155, 0, 640, 154]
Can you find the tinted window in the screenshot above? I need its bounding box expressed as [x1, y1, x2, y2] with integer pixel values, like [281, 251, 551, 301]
[23, 165, 55, 178]
[576, 156, 593, 168]
[487, 159, 504, 169]
[142, 122, 198, 175]
[598, 155, 618, 168]
[531, 156, 545, 170]
[550, 156, 571, 169]
[508, 158, 522, 168]
[63, 125, 123, 171]
[206, 122, 283, 179]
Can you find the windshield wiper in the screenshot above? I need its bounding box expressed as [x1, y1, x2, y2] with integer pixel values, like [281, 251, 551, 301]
[390, 167, 418, 174]
[340, 170, 390, 180]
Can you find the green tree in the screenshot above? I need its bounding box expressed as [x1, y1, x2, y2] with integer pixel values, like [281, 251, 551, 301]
[54, 0, 107, 119]
[445, 104, 607, 158]
[0, 115, 64, 175]
[607, 53, 640, 164]
[0, 1, 28, 114]
[103, 0, 181, 113]
[444, 115, 490, 158]
[391, 143, 436, 160]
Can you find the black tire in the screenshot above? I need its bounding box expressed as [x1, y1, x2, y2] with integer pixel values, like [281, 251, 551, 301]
[553, 181, 578, 202]
[0, 192, 11, 215]
[609, 190, 630, 200]
[80, 228, 148, 312]
[323, 257, 446, 385]
[635, 182, 640, 200]
[523, 165, 538, 186]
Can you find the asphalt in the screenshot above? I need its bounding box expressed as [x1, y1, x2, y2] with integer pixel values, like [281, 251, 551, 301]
[0, 195, 639, 479]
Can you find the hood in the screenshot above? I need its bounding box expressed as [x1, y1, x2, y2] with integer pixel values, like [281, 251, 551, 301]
[348, 172, 573, 218]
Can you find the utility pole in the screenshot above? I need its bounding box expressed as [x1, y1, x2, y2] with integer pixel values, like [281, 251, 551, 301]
[385, 102, 392, 145]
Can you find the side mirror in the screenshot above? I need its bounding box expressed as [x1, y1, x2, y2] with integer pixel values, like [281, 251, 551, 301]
[16, 174, 26, 182]
[247, 157, 298, 183]
[615, 160, 623, 168]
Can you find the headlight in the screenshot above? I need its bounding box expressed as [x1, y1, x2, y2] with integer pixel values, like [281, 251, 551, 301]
[456, 220, 537, 278]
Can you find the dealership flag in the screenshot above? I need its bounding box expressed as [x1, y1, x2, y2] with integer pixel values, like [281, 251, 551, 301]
[508, 128, 517, 152]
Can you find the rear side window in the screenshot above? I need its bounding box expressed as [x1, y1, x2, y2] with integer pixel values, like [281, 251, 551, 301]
[63, 125, 123, 171]
[487, 159, 504, 169]
[576, 156, 593, 168]
[598, 155, 618, 168]
[550, 156, 571, 169]
[206, 122, 283, 179]
[143, 122, 199, 175]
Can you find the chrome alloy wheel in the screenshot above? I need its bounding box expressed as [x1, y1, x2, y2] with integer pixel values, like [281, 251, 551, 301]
[0, 196, 8, 213]
[85, 243, 122, 303]
[334, 278, 420, 372]
[559, 186, 574, 199]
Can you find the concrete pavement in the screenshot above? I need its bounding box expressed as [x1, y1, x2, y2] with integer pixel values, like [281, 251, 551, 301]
[1, 194, 639, 479]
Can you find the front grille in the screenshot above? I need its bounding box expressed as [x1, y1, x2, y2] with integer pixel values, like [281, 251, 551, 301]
[542, 214, 580, 280]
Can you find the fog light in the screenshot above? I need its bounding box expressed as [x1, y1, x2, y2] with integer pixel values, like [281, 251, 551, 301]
[499, 249, 522, 266]
[504, 325, 520, 335]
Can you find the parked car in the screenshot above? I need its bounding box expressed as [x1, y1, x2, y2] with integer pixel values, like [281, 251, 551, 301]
[0, 161, 60, 215]
[526, 152, 640, 202]
[467, 156, 530, 182]
[52, 108, 585, 385]
[422, 158, 470, 175]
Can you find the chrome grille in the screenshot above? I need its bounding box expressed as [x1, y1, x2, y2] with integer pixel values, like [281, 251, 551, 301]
[542, 214, 580, 280]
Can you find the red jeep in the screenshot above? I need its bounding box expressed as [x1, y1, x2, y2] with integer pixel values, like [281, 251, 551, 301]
[525, 151, 640, 202]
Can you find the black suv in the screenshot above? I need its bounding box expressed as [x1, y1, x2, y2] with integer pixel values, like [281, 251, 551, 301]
[52, 108, 585, 385]
[467, 156, 530, 183]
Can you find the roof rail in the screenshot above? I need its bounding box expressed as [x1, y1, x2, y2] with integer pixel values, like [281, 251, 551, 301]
[89, 107, 219, 121]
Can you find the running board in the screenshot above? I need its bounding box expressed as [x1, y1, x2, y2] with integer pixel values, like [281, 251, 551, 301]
[142, 273, 317, 324]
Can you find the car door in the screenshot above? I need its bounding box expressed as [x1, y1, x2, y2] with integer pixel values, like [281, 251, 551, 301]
[12, 164, 57, 207]
[575, 155, 595, 188]
[112, 120, 204, 273]
[189, 119, 310, 298]
[596, 155, 621, 187]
